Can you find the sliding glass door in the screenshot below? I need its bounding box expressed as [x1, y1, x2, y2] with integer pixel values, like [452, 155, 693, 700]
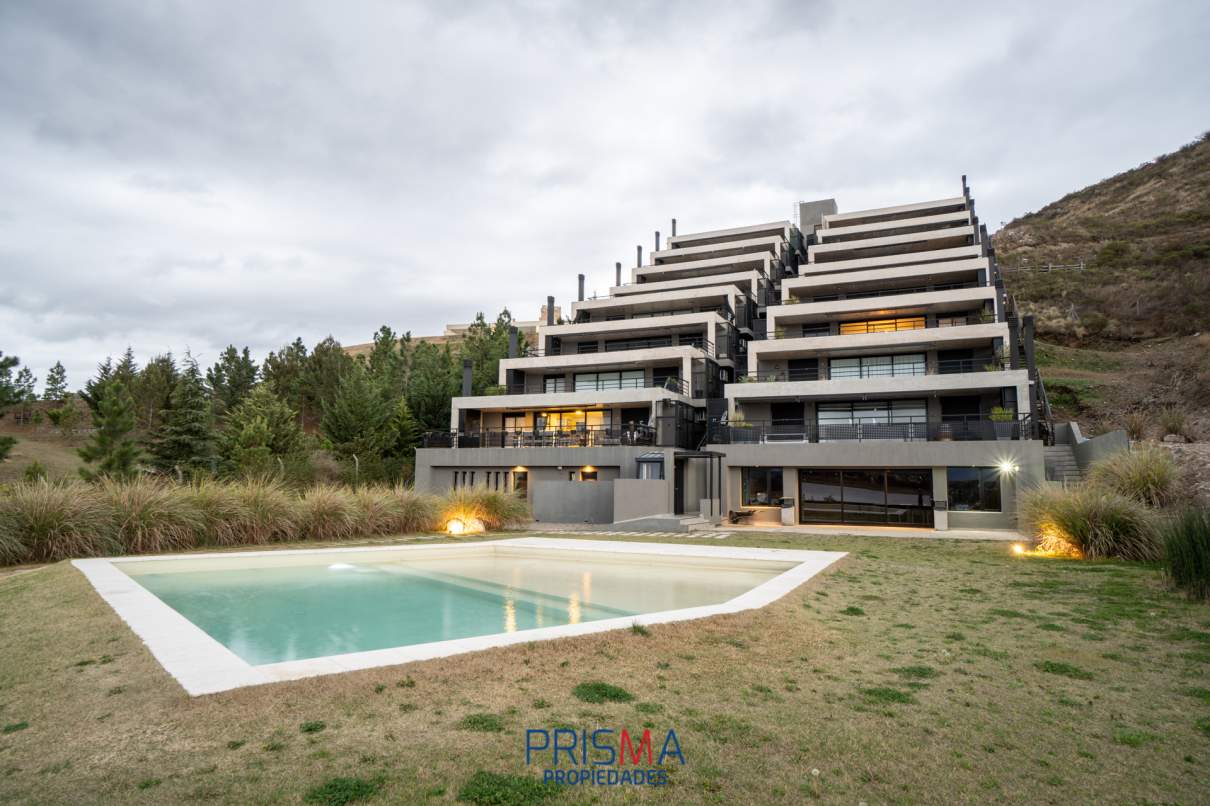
[799, 468, 933, 526]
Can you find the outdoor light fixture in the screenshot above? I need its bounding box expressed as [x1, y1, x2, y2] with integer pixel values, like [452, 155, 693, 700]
[1011, 543, 1026, 556]
[446, 518, 466, 536]
[998, 460, 1020, 474]
[446, 517, 485, 536]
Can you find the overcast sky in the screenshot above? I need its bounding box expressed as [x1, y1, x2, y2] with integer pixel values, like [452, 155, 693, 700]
[2, 1, 1208, 390]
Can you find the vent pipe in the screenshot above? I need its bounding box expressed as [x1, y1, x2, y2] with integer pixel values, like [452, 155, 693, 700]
[577, 274, 585, 301]
[507, 326, 518, 358]
[615, 261, 622, 287]
[546, 295, 555, 325]
[636, 244, 642, 268]
[671, 218, 677, 237]
[461, 359, 473, 396]
[654, 231, 660, 252]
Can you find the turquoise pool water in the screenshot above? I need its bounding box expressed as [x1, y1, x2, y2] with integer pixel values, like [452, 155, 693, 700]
[125, 548, 789, 665]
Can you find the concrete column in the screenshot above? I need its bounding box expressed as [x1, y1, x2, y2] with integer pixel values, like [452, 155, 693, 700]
[784, 467, 800, 524]
[931, 466, 949, 531]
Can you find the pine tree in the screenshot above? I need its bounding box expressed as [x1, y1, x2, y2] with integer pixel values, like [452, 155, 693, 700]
[459, 310, 518, 394]
[304, 336, 355, 422]
[382, 397, 422, 481]
[0, 351, 20, 413]
[78, 381, 142, 481]
[407, 341, 459, 430]
[218, 384, 305, 475]
[13, 367, 36, 403]
[262, 338, 309, 424]
[207, 345, 259, 416]
[364, 325, 406, 396]
[114, 347, 139, 389]
[42, 361, 68, 401]
[81, 357, 114, 415]
[149, 357, 215, 477]
[133, 353, 178, 430]
[321, 366, 392, 460]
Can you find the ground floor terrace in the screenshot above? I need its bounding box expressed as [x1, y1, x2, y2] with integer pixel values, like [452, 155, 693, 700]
[1, 531, 1205, 804]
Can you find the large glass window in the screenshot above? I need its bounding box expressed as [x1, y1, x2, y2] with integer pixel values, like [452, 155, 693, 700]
[574, 370, 645, 391]
[543, 375, 567, 393]
[829, 354, 925, 379]
[742, 468, 783, 506]
[838, 317, 925, 335]
[799, 468, 933, 525]
[947, 467, 1002, 511]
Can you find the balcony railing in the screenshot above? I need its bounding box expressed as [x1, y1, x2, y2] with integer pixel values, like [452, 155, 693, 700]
[521, 338, 714, 358]
[496, 376, 691, 396]
[770, 315, 994, 339]
[706, 415, 1033, 444]
[422, 424, 657, 449]
[937, 358, 1007, 374]
[736, 359, 1007, 385]
[791, 281, 981, 305]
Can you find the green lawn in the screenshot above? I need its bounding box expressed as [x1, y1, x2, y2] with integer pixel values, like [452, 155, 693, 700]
[0, 531, 1207, 804]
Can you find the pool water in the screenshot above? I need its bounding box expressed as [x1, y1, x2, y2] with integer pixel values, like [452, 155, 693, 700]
[125, 548, 791, 665]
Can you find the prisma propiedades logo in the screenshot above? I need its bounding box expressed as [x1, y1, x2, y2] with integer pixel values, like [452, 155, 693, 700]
[525, 727, 686, 786]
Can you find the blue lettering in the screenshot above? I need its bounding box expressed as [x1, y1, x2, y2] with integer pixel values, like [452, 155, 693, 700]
[552, 728, 577, 766]
[591, 729, 615, 766]
[525, 729, 549, 765]
[658, 729, 686, 765]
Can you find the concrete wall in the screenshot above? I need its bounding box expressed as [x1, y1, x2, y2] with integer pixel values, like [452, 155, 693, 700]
[1069, 424, 1130, 470]
[613, 479, 672, 521]
[533, 480, 614, 524]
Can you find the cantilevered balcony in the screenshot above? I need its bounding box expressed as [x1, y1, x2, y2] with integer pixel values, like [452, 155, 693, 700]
[651, 235, 784, 265]
[796, 244, 984, 277]
[706, 415, 1034, 445]
[632, 252, 772, 285]
[781, 257, 990, 303]
[748, 320, 1008, 365]
[727, 367, 1030, 406]
[665, 220, 792, 249]
[809, 225, 975, 265]
[572, 284, 750, 329]
[815, 209, 971, 244]
[767, 286, 995, 332]
[821, 196, 967, 230]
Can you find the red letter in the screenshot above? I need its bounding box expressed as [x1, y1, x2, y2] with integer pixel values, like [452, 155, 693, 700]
[619, 729, 652, 765]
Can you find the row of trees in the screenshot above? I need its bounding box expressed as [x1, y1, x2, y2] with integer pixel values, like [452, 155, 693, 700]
[0, 310, 524, 483]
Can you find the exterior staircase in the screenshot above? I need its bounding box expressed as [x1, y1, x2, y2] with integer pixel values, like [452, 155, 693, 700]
[1044, 444, 1082, 485]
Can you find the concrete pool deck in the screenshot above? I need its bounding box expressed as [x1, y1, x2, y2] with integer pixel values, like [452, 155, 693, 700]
[73, 537, 845, 696]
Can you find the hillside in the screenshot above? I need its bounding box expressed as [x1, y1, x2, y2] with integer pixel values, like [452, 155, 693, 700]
[993, 132, 1210, 435]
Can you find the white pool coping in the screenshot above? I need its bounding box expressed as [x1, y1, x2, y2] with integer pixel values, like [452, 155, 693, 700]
[72, 537, 845, 696]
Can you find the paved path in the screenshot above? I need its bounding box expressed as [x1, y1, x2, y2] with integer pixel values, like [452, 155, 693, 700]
[531, 525, 733, 540]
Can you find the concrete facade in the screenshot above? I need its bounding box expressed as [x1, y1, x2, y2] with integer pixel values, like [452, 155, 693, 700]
[415, 178, 1053, 534]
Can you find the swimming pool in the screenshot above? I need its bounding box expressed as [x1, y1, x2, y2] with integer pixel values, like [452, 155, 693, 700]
[74, 538, 844, 695]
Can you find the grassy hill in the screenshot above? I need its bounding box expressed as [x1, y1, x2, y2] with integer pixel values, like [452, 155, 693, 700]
[993, 132, 1210, 435]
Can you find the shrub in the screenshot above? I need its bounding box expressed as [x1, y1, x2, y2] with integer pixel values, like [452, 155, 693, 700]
[0, 480, 118, 562]
[231, 477, 296, 544]
[186, 480, 252, 546]
[297, 484, 357, 541]
[1160, 508, 1210, 600]
[21, 461, 47, 483]
[395, 487, 443, 533]
[1122, 411, 1148, 441]
[441, 488, 529, 531]
[102, 477, 204, 554]
[572, 681, 634, 703]
[1159, 407, 1190, 440]
[1018, 485, 1159, 561]
[351, 486, 440, 535]
[456, 771, 557, 806]
[303, 776, 381, 805]
[1086, 445, 1179, 508]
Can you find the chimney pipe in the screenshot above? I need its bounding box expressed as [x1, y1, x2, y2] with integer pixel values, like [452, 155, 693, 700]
[577, 273, 585, 301]
[671, 218, 677, 237]
[507, 326, 518, 359]
[636, 245, 642, 268]
[546, 295, 555, 325]
[461, 359, 473, 396]
[654, 231, 660, 252]
[615, 261, 622, 288]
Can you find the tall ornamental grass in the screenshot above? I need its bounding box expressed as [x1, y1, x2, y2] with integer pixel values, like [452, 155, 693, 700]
[0, 478, 529, 565]
[1018, 484, 1159, 561]
[102, 477, 204, 554]
[1086, 445, 1179, 508]
[441, 488, 530, 531]
[1160, 508, 1210, 600]
[0, 481, 118, 562]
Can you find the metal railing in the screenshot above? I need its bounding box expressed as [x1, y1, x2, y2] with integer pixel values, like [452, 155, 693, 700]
[770, 315, 994, 339]
[736, 358, 1008, 385]
[794, 281, 981, 304]
[521, 338, 714, 358]
[423, 424, 657, 449]
[937, 358, 1007, 374]
[707, 415, 1033, 444]
[500, 376, 690, 396]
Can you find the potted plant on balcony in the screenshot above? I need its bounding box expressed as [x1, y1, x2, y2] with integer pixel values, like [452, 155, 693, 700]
[989, 405, 1017, 440]
[983, 347, 1007, 373]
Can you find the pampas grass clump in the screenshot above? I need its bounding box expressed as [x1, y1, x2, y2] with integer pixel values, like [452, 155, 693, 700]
[0, 480, 118, 562]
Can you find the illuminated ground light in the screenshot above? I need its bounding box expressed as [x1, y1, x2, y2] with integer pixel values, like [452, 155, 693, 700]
[1011, 543, 1027, 556]
[446, 517, 485, 536]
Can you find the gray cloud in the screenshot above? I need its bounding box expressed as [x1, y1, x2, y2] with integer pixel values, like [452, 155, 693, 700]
[1, 0, 1207, 388]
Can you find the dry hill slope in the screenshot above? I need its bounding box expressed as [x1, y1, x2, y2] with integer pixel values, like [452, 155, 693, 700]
[993, 132, 1210, 435]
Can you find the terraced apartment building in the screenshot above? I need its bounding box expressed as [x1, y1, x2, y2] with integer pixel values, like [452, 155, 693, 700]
[415, 179, 1052, 531]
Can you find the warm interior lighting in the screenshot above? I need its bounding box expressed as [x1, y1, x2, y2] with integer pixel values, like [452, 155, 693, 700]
[582, 465, 596, 472]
